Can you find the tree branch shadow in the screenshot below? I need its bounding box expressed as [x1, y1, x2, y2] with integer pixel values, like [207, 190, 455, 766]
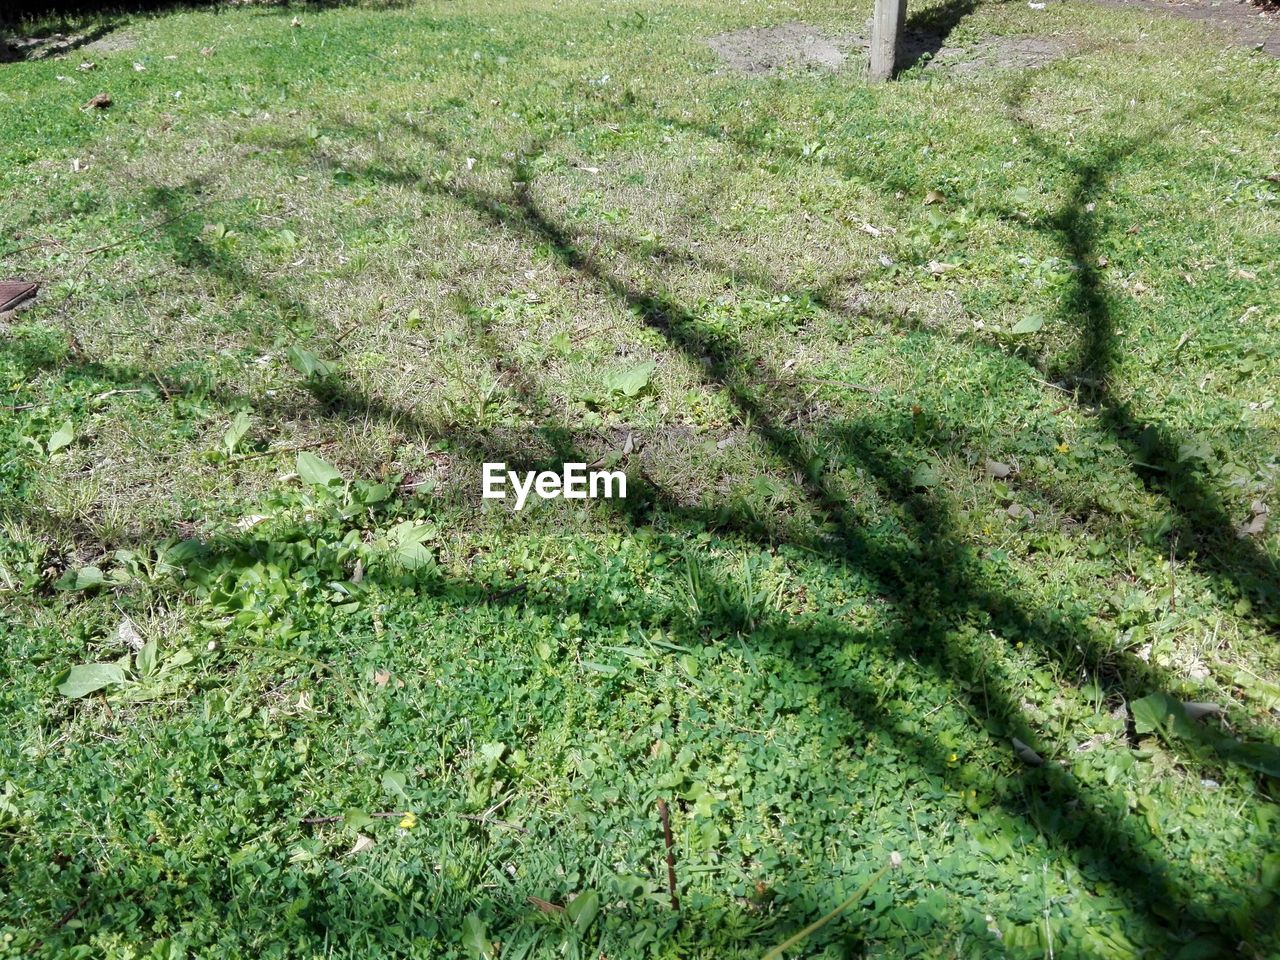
[6, 89, 1279, 954]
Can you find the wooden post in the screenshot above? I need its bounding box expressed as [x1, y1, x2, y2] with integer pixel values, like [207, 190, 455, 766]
[869, 0, 906, 82]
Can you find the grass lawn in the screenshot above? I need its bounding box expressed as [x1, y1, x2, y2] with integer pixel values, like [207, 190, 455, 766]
[1, 0, 1279, 956]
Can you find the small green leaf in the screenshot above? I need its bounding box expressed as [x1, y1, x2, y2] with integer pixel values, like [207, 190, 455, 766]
[136, 639, 158, 678]
[297, 452, 344, 488]
[566, 889, 600, 933]
[1219, 739, 1280, 779]
[478, 742, 506, 766]
[381, 770, 409, 801]
[344, 808, 374, 831]
[1010, 315, 1045, 335]
[1008, 185, 1036, 206]
[387, 521, 436, 569]
[397, 544, 433, 569]
[605, 360, 656, 397]
[287, 346, 335, 379]
[57, 565, 106, 591]
[58, 662, 127, 698]
[352, 481, 392, 506]
[461, 913, 494, 960]
[910, 463, 940, 488]
[223, 411, 252, 456]
[47, 420, 75, 454]
[1131, 692, 1198, 740]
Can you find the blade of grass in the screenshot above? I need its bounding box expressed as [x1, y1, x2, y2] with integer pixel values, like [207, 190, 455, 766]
[761, 862, 891, 960]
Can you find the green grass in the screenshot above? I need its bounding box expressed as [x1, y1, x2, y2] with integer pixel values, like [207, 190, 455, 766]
[1, 0, 1279, 956]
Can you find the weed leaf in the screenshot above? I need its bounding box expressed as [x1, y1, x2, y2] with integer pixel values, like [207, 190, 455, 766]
[58, 662, 127, 698]
[1131, 692, 1198, 739]
[287, 346, 335, 379]
[297, 452, 344, 488]
[47, 420, 74, 454]
[57, 566, 106, 591]
[605, 360, 655, 397]
[910, 463, 940, 488]
[381, 770, 409, 801]
[461, 913, 494, 960]
[223, 411, 252, 456]
[566, 889, 600, 933]
[387, 521, 436, 569]
[136, 639, 159, 678]
[344, 809, 374, 831]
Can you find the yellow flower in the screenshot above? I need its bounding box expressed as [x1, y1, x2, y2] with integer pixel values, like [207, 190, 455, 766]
[399, 812, 418, 830]
[947, 752, 959, 763]
[1055, 442, 1070, 454]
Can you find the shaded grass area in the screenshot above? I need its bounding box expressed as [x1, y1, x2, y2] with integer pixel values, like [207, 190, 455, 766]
[1, 0, 1279, 956]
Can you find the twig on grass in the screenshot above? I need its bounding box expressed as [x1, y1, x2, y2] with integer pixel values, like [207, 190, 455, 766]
[76, 197, 235, 257]
[657, 797, 679, 911]
[761, 861, 892, 960]
[527, 895, 565, 915]
[1030, 375, 1072, 394]
[30, 892, 92, 951]
[52, 895, 91, 931]
[0, 237, 64, 259]
[229, 439, 330, 464]
[485, 582, 528, 604]
[298, 810, 529, 834]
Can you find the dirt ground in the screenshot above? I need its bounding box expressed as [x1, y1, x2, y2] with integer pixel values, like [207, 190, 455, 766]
[0, 25, 136, 62]
[706, 0, 1280, 76]
[706, 22, 1074, 75]
[1094, 0, 1280, 57]
[705, 22, 859, 74]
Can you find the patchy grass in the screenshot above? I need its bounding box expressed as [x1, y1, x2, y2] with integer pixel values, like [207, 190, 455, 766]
[1, 0, 1279, 957]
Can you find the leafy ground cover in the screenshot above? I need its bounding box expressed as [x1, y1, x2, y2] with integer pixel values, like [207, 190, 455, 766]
[1, 0, 1278, 956]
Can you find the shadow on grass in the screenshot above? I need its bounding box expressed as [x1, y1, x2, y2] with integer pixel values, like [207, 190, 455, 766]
[898, 0, 979, 73]
[4, 86, 1278, 957]
[651, 81, 1279, 632]
[998, 82, 1280, 625]
[0, 20, 116, 60]
[0, 0, 407, 31]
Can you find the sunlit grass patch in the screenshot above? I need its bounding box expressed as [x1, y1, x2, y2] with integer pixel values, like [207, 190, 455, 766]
[1, 0, 1278, 956]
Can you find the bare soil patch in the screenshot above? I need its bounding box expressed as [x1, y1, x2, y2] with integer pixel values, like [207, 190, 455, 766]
[919, 34, 1071, 72]
[705, 23, 858, 75]
[705, 22, 1072, 75]
[0, 25, 134, 62]
[1093, 0, 1280, 56]
[83, 31, 139, 54]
